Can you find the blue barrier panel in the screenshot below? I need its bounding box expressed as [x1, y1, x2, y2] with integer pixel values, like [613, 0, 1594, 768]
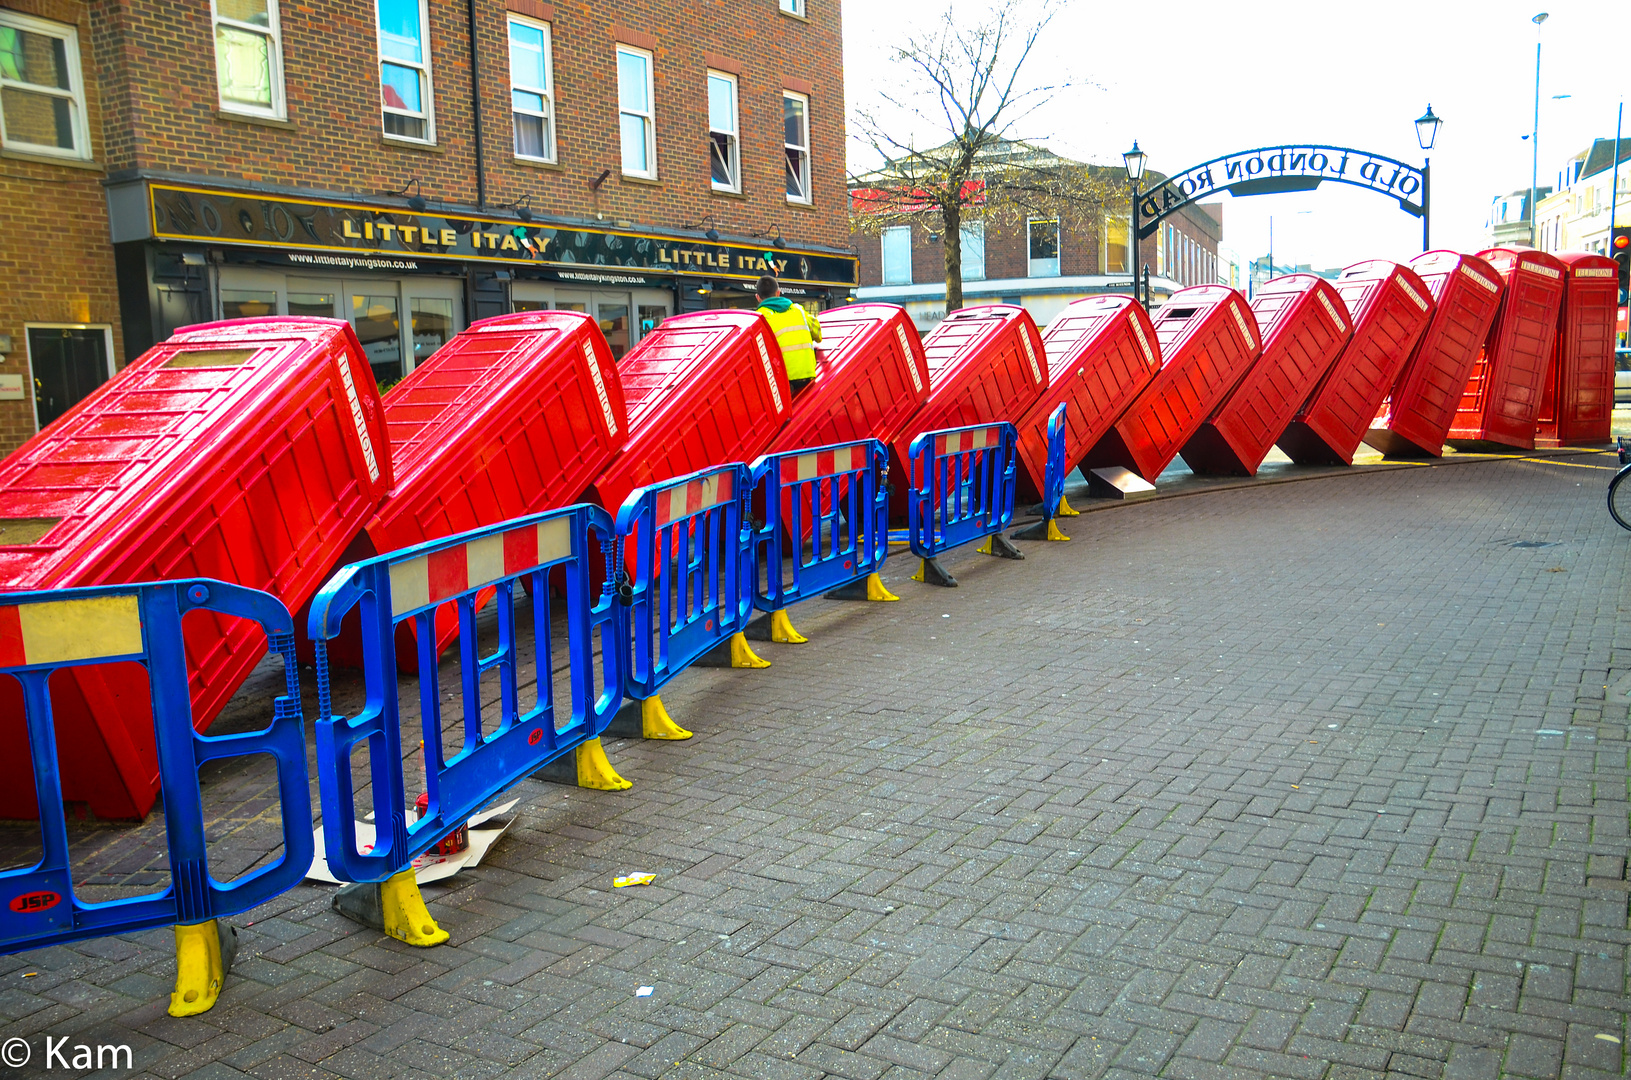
[750, 439, 889, 612]
[619, 463, 755, 699]
[907, 421, 1021, 565]
[0, 580, 312, 952]
[308, 504, 623, 884]
[1042, 403, 1068, 521]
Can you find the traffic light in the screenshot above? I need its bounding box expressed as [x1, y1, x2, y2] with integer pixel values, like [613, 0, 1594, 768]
[1614, 227, 1630, 304]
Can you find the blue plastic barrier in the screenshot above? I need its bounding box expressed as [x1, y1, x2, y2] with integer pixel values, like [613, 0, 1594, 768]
[906, 421, 1021, 566]
[307, 505, 623, 884]
[619, 463, 755, 699]
[1042, 404, 1068, 521]
[750, 439, 890, 610]
[0, 580, 313, 952]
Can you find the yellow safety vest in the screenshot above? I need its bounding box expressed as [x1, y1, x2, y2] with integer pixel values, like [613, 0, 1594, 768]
[759, 302, 821, 381]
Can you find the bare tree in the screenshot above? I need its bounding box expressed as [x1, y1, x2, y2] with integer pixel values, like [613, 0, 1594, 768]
[850, 0, 1119, 313]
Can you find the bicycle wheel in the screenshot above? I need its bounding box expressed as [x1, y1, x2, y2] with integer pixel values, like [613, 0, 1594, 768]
[1609, 466, 1631, 531]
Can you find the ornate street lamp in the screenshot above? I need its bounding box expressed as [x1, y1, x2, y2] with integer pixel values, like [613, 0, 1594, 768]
[1415, 105, 1442, 251]
[1123, 141, 1148, 308]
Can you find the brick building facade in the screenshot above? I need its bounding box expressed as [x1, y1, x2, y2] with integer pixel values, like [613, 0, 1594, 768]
[855, 163, 1223, 332]
[0, 0, 853, 457]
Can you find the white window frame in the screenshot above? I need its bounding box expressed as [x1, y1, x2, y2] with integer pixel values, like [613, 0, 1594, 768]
[617, 44, 656, 179]
[1026, 217, 1060, 278]
[210, 0, 286, 119]
[783, 90, 811, 204]
[707, 70, 739, 192]
[959, 221, 985, 281]
[1102, 211, 1132, 274]
[780, 0, 806, 15]
[0, 10, 91, 160]
[507, 14, 554, 162]
[880, 225, 912, 286]
[375, 0, 435, 144]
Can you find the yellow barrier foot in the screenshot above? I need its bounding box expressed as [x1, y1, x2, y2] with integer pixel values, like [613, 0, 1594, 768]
[826, 571, 899, 601]
[1056, 494, 1081, 517]
[576, 737, 633, 790]
[1046, 519, 1070, 541]
[770, 609, 808, 643]
[977, 533, 1025, 560]
[865, 572, 899, 602]
[730, 632, 771, 668]
[332, 868, 450, 946]
[169, 919, 237, 1017]
[642, 695, 692, 740]
[912, 557, 958, 587]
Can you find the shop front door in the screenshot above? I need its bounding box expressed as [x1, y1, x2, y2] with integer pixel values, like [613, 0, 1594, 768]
[27, 326, 112, 431]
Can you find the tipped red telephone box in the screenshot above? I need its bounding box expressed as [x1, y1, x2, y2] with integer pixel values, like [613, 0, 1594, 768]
[333, 310, 626, 670]
[1279, 261, 1434, 465]
[589, 309, 790, 517]
[1182, 275, 1351, 476]
[0, 317, 391, 819]
[1447, 248, 1567, 450]
[1081, 286, 1260, 481]
[1012, 296, 1160, 501]
[1365, 251, 1505, 458]
[887, 305, 1048, 514]
[1535, 252, 1618, 446]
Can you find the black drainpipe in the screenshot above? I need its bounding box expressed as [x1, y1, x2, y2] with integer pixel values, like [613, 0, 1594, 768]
[467, 0, 487, 209]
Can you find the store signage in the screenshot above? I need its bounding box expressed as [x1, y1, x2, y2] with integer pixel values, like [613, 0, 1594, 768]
[1136, 145, 1426, 240]
[149, 184, 859, 288]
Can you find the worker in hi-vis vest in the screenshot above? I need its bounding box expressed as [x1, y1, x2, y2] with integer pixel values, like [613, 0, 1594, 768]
[755, 274, 821, 393]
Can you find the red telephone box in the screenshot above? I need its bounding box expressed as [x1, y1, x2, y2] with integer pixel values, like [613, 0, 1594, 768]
[1447, 248, 1567, 450]
[1182, 275, 1351, 476]
[1081, 286, 1259, 481]
[0, 317, 391, 819]
[1365, 251, 1505, 458]
[1279, 262, 1434, 465]
[1012, 296, 1160, 501]
[887, 305, 1047, 514]
[334, 310, 626, 670]
[589, 309, 790, 517]
[1535, 252, 1618, 446]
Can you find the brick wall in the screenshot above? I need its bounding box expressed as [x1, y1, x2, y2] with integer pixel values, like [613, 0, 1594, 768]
[0, 0, 124, 459]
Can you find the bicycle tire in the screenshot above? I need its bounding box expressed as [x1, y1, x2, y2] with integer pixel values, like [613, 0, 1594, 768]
[1609, 466, 1631, 531]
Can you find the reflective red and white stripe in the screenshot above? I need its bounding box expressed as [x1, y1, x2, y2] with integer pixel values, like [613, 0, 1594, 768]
[935, 426, 1003, 457]
[390, 517, 573, 617]
[0, 593, 144, 668]
[653, 470, 735, 529]
[779, 443, 866, 483]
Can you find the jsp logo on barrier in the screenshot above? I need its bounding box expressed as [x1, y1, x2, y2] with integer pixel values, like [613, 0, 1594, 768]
[2, 1034, 133, 1069]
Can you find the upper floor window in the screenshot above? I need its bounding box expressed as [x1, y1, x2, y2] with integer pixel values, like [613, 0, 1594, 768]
[881, 226, 911, 285]
[377, 0, 433, 142]
[0, 11, 90, 159]
[508, 16, 554, 161]
[960, 222, 985, 281]
[1102, 212, 1130, 274]
[708, 71, 739, 191]
[780, 0, 806, 15]
[212, 0, 285, 118]
[783, 91, 810, 203]
[617, 45, 655, 177]
[1027, 218, 1059, 278]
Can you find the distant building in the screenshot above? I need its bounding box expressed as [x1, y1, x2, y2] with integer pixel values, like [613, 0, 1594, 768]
[1247, 259, 1343, 298]
[1533, 139, 1631, 256]
[851, 142, 1222, 332]
[1486, 188, 1552, 248]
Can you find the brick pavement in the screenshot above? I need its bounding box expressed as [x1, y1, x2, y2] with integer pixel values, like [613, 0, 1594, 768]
[1, 455, 1627, 1079]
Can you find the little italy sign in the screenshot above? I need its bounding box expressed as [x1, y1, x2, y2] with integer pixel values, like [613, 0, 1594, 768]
[1136, 145, 1427, 239]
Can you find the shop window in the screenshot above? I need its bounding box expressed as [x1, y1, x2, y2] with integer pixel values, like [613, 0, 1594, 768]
[1027, 218, 1059, 278]
[0, 11, 90, 159]
[881, 226, 911, 286]
[708, 71, 739, 192]
[598, 301, 630, 359]
[212, 0, 284, 118]
[617, 45, 655, 178]
[1102, 213, 1130, 275]
[783, 91, 810, 203]
[351, 293, 403, 386]
[960, 222, 985, 282]
[221, 289, 276, 318]
[508, 16, 553, 162]
[287, 290, 336, 317]
[638, 304, 667, 337]
[377, 0, 433, 142]
[410, 296, 454, 363]
[27, 326, 110, 431]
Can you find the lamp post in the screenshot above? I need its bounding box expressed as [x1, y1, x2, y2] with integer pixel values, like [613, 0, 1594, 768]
[1123, 140, 1147, 309]
[1530, 12, 1548, 248]
[1415, 104, 1442, 251]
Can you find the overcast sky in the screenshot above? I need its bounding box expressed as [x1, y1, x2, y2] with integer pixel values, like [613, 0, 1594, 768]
[842, 0, 1631, 272]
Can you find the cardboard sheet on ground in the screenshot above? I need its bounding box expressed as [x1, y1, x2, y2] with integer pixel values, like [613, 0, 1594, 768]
[304, 800, 519, 885]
